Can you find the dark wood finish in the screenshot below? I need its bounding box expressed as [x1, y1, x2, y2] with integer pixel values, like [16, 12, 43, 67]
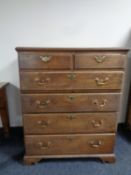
[24, 113, 117, 134]
[16, 47, 128, 164]
[0, 82, 10, 137]
[20, 71, 124, 91]
[25, 134, 115, 155]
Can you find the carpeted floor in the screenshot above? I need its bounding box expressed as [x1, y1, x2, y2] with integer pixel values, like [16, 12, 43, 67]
[0, 125, 131, 175]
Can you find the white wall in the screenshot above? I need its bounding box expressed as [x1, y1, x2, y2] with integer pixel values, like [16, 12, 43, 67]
[0, 0, 131, 126]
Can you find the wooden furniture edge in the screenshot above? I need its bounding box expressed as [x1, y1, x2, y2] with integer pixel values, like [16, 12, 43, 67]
[23, 154, 116, 165]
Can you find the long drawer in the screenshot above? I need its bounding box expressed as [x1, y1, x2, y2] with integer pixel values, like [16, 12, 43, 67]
[24, 113, 117, 134]
[19, 52, 73, 70]
[25, 134, 115, 155]
[75, 52, 126, 69]
[20, 71, 124, 91]
[22, 93, 120, 113]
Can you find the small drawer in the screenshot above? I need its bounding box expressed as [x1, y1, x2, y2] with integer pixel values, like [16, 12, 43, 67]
[25, 134, 115, 155]
[75, 52, 126, 69]
[23, 113, 117, 134]
[71, 71, 124, 91]
[19, 52, 73, 70]
[22, 93, 120, 113]
[20, 71, 124, 91]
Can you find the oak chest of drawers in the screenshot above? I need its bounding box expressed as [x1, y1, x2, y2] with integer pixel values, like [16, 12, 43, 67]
[16, 47, 128, 164]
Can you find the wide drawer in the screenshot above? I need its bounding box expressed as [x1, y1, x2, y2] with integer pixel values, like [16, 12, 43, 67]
[20, 71, 124, 91]
[22, 93, 120, 113]
[25, 134, 115, 155]
[19, 52, 73, 70]
[75, 52, 126, 69]
[24, 113, 117, 134]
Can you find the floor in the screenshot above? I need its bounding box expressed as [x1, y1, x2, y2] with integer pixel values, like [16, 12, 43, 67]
[0, 125, 131, 175]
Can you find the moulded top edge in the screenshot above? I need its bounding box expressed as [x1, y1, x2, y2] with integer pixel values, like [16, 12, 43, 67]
[15, 47, 129, 52]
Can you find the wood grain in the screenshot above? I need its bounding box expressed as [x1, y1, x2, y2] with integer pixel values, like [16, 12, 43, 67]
[20, 71, 124, 91]
[23, 113, 117, 134]
[25, 134, 115, 155]
[19, 52, 73, 70]
[75, 52, 126, 69]
[22, 93, 120, 113]
[16, 47, 128, 164]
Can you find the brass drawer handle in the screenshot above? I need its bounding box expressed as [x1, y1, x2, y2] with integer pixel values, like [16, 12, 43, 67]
[36, 100, 50, 108]
[66, 114, 76, 120]
[89, 140, 102, 148]
[95, 55, 106, 63]
[91, 120, 103, 128]
[93, 99, 107, 108]
[40, 55, 52, 62]
[67, 73, 76, 80]
[95, 77, 109, 86]
[34, 77, 50, 85]
[37, 120, 50, 128]
[38, 141, 51, 149]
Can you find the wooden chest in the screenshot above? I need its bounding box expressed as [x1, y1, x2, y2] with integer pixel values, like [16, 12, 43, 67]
[16, 47, 128, 164]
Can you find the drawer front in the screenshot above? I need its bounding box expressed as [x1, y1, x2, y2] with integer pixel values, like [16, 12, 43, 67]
[25, 134, 115, 155]
[20, 72, 72, 91]
[24, 113, 117, 134]
[19, 52, 73, 70]
[75, 52, 126, 69]
[20, 71, 124, 91]
[22, 93, 120, 113]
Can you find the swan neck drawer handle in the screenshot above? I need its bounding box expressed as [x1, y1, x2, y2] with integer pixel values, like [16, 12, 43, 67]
[91, 120, 103, 128]
[40, 55, 52, 62]
[95, 55, 106, 63]
[89, 140, 102, 148]
[66, 115, 76, 120]
[36, 100, 50, 108]
[37, 120, 50, 128]
[93, 99, 107, 108]
[38, 141, 51, 149]
[34, 77, 50, 85]
[95, 77, 109, 86]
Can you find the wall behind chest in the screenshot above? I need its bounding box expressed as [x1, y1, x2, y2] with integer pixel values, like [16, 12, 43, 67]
[0, 0, 131, 126]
